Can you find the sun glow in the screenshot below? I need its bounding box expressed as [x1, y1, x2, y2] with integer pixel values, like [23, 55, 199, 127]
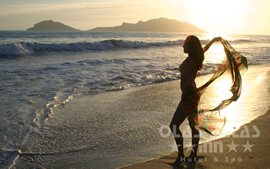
[255, 75, 264, 83]
[204, 44, 225, 63]
[200, 77, 232, 110]
[166, 0, 250, 33]
[213, 78, 233, 104]
[201, 33, 228, 63]
[194, 0, 248, 33]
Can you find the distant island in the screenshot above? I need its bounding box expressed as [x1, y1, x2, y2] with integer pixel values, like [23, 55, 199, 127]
[27, 20, 80, 31]
[26, 18, 207, 33]
[89, 18, 207, 33]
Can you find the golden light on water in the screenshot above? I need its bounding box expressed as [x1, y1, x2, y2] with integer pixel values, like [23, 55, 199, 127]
[201, 78, 236, 131]
[255, 75, 264, 83]
[204, 45, 225, 63]
[212, 78, 232, 105]
[204, 33, 229, 40]
[202, 33, 230, 64]
[199, 76, 232, 110]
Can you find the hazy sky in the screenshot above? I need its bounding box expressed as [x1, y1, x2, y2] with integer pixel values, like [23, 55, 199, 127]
[1, 0, 270, 35]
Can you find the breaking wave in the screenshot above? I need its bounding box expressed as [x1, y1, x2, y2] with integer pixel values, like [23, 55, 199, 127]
[0, 39, 184, 56]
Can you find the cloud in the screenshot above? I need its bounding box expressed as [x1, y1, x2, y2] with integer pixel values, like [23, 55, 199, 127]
[1, 1, 159, 16]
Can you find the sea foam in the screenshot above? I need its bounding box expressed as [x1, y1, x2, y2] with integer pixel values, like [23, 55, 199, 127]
[0, 39, 183, 56]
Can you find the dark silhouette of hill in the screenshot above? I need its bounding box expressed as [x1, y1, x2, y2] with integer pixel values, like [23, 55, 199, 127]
[89, 18, 207, 33]
[27, 20, 80, 31]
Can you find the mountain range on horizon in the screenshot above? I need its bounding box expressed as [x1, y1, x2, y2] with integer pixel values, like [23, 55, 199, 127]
[89, 18, 207, 33]
[26, 18, 208, 33]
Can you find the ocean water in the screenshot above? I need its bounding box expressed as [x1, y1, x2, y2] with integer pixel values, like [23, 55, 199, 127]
[0, 31, 270, 168]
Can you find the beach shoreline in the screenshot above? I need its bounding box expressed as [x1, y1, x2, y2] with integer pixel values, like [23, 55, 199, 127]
[119, 64, 270, 169]
[1, 31, 270, 169]
[3, 64, 268, 169]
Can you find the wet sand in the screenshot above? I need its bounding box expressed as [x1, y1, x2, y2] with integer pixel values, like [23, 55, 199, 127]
[120, 109, 270, 169]
[120, 65, 270, 169]
[26, 65, 269, 169]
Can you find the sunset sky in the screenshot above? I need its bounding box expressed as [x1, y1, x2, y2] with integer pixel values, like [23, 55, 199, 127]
[1, 0, 270, 35]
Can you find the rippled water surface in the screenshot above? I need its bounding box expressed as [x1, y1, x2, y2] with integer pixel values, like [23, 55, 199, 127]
[0, 31, 270, 168]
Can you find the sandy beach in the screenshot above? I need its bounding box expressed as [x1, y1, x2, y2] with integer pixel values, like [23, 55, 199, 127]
[5, 64, 269, 169]
[121, 110, 270, 169]
[120, 64, 270, 169]
[1, 31, 270, 169]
